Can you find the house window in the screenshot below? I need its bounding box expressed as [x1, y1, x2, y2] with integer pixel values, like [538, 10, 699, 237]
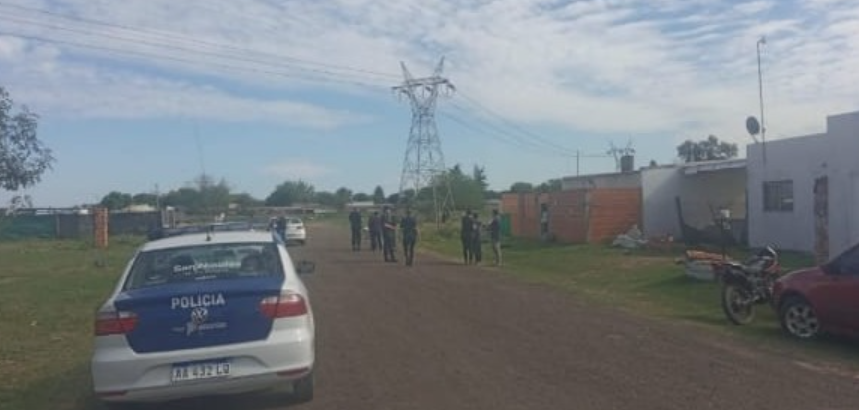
[763, 180, 794, 212]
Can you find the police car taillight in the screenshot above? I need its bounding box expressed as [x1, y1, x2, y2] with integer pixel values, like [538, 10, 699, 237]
[260, 292, 307, 319]
[94, 309, 138, 336]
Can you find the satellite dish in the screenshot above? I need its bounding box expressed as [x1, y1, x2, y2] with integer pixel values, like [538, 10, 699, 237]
[746, 116, 760, 136]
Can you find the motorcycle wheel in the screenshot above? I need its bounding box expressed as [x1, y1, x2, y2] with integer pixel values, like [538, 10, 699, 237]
[721, 283, 756, 325]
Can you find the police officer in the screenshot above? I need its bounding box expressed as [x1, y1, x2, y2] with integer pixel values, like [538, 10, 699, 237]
[381, 206, 398, 262]
[275, 215, 287, 242]
[368, 211, 383, 252]
[400, 209, 419, 267]
[470, 212, 483, 265]
[460, 209, 473, 264]
[348, 208, 362, 251]
[488, 209, 502, 266]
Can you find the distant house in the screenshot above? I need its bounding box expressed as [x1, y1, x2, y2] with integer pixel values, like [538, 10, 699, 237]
[747, 110, 859, 261]
[122, 204, 157, 213]
[347, 201, 376, 210]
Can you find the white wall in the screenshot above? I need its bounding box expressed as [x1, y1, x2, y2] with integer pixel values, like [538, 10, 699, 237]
[825, 112, 859, 256]
[641, 167, 682, 238]
[641, 166, 746, 238]
[747, 134, 828, 252]
[748, 111, 859, 255]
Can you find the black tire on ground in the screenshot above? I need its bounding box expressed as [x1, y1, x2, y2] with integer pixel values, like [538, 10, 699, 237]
[292, 372, 314, 403]
[779, 296, 821, 340]
[720, 283, 756, 325]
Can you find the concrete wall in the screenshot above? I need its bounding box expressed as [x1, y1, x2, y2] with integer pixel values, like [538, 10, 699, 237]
[748, 111, 859, 256]
[747, 133, 828, 252]
[641, 167, 683, 238]
[824, 112, 859, 257]
[641, 166, 746, 239]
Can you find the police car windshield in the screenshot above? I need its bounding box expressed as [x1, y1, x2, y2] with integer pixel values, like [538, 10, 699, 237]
[124, 242, 284, 291]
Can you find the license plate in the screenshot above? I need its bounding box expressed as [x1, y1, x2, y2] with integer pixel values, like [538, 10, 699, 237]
[171, 360, 231, 383]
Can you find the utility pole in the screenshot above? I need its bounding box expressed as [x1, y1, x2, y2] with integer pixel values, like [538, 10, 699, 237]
[393, 57, 456, 227]
[576, 150, 581, 176]
[757, 36, 767, 164]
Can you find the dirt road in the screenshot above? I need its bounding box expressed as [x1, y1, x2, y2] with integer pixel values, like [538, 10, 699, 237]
[163, 223, 859, 410]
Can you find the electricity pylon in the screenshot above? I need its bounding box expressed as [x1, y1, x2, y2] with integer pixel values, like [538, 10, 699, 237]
[393, 57, 456, 226]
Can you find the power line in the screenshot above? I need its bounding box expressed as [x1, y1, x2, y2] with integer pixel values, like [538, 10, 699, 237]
[0, 2, 616, 163]
[0, 30, 390, 90]
[445, 101, 609, 159]
[0, 1, 402, 79]
[456, 92, 582, 155]
[0, 13, 391, 84]
[440, 110, 609, 160]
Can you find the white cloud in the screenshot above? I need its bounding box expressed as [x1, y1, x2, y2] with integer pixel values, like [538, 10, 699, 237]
[0, 0, 857, 143]
[263, 160, 334, 180]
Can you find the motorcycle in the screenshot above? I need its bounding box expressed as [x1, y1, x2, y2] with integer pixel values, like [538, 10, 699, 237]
[718, 246, 781, 325]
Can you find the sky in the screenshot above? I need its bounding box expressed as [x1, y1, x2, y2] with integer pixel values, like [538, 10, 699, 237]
[0, 0, 858, 207]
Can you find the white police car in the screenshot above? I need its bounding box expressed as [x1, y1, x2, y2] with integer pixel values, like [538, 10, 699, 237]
[91, 230, 316, 406]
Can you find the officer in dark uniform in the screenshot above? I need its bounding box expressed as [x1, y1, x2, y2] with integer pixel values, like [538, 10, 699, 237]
[460, 209, 473, 264]
[381, 206, 397, 262]
[400, 209, 419, 266]
[368, 211, 383, 252]
[275, 215, 287, 242]
[470, 212, 483, 265]
[348, 208, 362, 251]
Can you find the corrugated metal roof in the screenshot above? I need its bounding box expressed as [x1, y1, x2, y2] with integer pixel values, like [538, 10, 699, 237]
[682, 158, 746, 175]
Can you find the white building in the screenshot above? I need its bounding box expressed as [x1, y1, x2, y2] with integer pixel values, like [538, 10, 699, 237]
[747, 111, 859, 261]
[640, 159, 747, 241]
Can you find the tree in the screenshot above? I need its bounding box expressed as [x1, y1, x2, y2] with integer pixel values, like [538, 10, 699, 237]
[230, 193, 262, 209]
[537, 179, 562, 193]
[314, 191, 338, 208]
[372, 186, 386, 204]
[100, 191, 133, 210]
[472, 165, 488, 191]
[677, 135, 738, 163]
[334, 187, 353, 209]
[194, 174, 231, 214]
[509, 182, 534, 193]
[132, 193, 159, 207]
[352, 192, 371, 202]
[266, 180, 315, 207]
[485, 190, 502, 200]
[0, 86, 55, 192]
[426, 164, 486, 212]
[160, 175, 232, 214]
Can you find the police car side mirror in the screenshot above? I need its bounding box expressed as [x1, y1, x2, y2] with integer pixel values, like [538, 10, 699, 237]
[295, 260, 316, 275]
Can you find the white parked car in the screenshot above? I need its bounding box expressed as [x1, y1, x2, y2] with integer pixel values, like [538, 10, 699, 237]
[91, 231, 316, 407]
[284, 217, 307, 246]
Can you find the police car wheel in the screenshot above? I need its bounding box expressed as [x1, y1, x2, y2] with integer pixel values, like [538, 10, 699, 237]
[292, 372, 314, 403]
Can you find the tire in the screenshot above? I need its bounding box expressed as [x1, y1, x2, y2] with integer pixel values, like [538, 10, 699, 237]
[721, 283, 756, 325]
[779, 296, 821, 340]
[292, 372, 314, 403]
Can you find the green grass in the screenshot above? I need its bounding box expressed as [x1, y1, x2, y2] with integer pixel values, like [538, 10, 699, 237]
[0, 236, 144, 410]
[418, 220, 859, 365]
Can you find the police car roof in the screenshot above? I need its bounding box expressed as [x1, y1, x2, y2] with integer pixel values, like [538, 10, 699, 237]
[142, 230, 276, 252]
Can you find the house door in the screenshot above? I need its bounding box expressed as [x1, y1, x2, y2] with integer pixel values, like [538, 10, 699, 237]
[814, 176, 829, 264]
